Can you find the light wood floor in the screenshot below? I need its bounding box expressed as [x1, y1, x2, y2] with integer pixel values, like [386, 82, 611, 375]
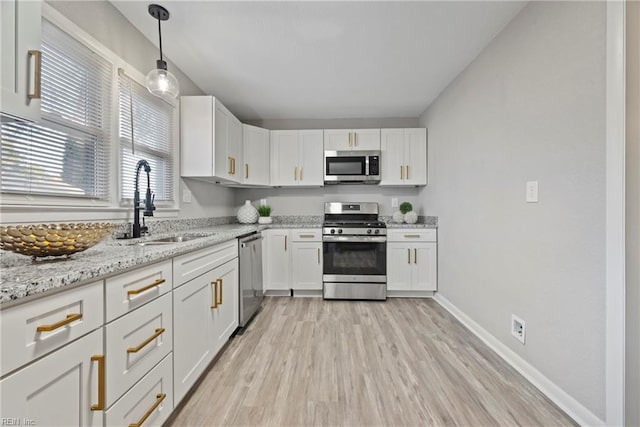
[168, 297, 576, 426]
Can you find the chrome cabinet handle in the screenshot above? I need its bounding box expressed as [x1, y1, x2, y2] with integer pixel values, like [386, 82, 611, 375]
[317, 248, 320, 264]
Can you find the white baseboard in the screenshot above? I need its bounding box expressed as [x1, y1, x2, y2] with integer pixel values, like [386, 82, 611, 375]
[263, 290, 290, 297]
[387, 290, 435, 298]
[433, 294, 604, 427]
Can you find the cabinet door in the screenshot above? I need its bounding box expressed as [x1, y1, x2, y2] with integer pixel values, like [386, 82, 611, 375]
[404, 128, 427, 186]
[270, 131, 299, 186]
[242, 124, 270, 185]
[291, 242, 322, 290]
[264, 230, 290, 290]
[413, 243, 437, 291]
[352, 129, 380, 150]
[323, 129, 351, 151]
[379, 129, 405, 186]
[227, 115, 243, 183]
[0, 329, 103, 427]
[172, 269, 217, 405]
[212, 259, 239, 355]
[386, 243, 412, 291]
[298, 130, 324, 186]
[0, 0, 41, 122]
[214, 101, 232, 181]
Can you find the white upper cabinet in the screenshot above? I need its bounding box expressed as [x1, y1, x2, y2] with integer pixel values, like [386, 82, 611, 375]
[180, 96, 243, 183]
[242, 124, 270, 186]
[324, 129, 380, 151]
[0, 0, 41, 122]
[380, 128, 427, 186]
[271, 130, 323, 186]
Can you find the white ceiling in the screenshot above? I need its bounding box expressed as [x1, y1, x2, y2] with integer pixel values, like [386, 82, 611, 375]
[111, 1, 526, 121]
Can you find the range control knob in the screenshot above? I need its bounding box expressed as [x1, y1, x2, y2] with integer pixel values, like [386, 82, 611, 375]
[367, 229, 372, 234]
[330, 229, 336, 234]
[338, 229, 343, 234]
[374, 229, 380, 234]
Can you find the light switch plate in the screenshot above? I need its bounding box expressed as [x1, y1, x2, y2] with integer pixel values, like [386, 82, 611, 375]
[391, 198, 399, 208]
[183, 188, 192, 203]
[526, 181, 538, 203]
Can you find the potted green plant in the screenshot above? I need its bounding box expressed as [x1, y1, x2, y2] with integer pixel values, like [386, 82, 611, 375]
[258, 205, 272, 224]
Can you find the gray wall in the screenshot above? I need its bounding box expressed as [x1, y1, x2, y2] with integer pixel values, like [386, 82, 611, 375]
[236, 186, 421, 217]
[418, 1, 606, 419]
[245, 117, 418, 130]
[47, 0, 237, 219]
[626, 1, 640, 425]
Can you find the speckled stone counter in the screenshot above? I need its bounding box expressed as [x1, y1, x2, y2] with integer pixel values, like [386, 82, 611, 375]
[0, 218, 323, 307]
[382, 215, 438, 228]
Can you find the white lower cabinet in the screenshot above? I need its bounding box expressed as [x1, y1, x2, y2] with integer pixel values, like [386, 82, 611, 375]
[173, 257, 239, 405]
[264, 229, 290, 291]
[0, 328, 104, 427]
[105, 292, 173, 406]
[387, 229, 437, 293]
[290, 229, 322, 291]
[105, 353, 173, 427]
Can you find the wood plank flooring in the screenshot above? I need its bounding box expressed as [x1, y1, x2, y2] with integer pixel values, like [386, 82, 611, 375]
[168, 297, 576, 426]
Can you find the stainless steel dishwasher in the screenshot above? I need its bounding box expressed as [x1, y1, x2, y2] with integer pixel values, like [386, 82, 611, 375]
[238, 232, 264, 328]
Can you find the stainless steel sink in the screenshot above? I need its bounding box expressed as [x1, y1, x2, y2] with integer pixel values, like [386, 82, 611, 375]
[133, 233, 215, 246]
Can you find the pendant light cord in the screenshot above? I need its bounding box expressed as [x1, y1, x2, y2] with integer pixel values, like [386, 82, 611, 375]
[157, 18, 163, 62]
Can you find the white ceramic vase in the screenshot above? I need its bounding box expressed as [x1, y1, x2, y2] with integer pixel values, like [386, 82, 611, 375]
[258, 216, 272, 224]
[237, 200, 258, 224]
[404, 211, 418, 224]
[392, 211, 405, 223]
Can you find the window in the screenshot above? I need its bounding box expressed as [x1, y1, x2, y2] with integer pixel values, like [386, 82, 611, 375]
[118, 72, 175, 203]
[0, 19, 112, 199]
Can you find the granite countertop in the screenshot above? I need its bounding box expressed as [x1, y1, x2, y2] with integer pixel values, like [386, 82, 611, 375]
[0, 215, 435, 307]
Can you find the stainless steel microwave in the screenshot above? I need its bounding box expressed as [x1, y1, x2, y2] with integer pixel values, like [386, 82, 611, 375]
[324, 150, 381, 184]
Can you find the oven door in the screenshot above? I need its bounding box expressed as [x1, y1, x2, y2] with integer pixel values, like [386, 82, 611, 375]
[322, 236, 386, 282]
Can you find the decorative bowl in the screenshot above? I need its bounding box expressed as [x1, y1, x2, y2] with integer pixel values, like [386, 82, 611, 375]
[0, 223, 115, 260]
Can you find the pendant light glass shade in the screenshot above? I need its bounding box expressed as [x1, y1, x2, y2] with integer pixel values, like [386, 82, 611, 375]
[146, 65, 179, 98]
[146, 4, 179, 99]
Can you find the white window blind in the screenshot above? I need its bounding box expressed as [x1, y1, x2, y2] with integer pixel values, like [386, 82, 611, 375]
[1, 19, 112, 199]
[118, 72, 175, 202]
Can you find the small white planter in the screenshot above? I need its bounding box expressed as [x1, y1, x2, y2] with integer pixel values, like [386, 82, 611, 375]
[258, 216, 272, 224]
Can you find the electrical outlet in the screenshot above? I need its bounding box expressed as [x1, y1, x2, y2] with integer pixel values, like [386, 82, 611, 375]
[391, 198, 398, 208]
[511, 314, 526, 344]
[260, 198, 267, 206]
[182, 188, 192, 203]
[526, 181, 538, 203]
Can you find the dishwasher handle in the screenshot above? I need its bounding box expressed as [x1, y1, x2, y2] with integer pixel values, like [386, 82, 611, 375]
[239, 233, 262, 246]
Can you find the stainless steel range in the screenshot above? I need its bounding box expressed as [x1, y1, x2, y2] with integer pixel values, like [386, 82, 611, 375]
[322, 202, 387, 300]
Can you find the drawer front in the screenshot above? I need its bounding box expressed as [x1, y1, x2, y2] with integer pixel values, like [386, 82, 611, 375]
[105, 353, 173, 427]
[105, 293, 172, 406]
[173, 240, 238, 287]
[1, 281, 103, 376]
[387, 229, 437, 242]
[290, 229, 321, 242]
[105, 260, 172, 322]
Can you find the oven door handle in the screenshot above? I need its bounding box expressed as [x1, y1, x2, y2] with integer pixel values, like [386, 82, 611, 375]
[322, 236, 387, 243]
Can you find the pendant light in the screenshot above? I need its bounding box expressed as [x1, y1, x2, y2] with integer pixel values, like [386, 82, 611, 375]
[146, 4, 179, 99]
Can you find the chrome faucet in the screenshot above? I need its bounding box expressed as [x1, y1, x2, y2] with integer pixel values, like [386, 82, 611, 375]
[133, 159, 156, 238]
